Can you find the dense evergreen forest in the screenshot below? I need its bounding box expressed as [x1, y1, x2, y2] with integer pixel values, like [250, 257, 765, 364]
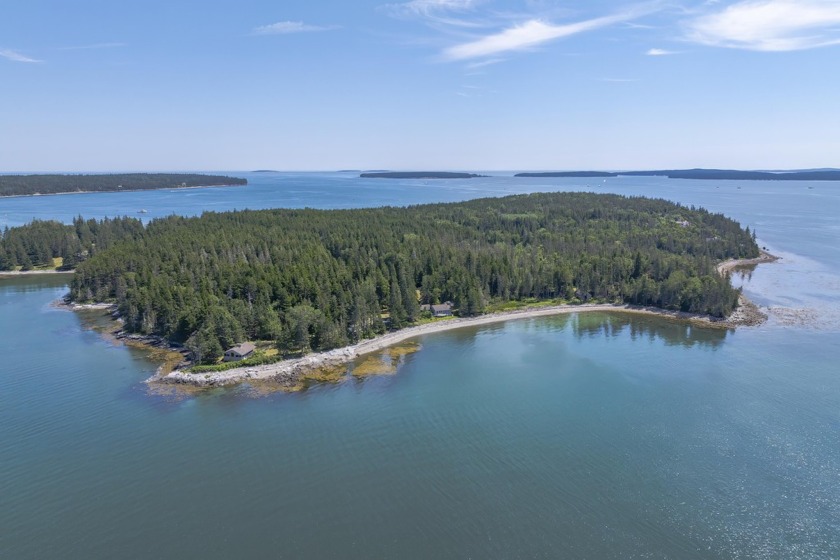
[0, 217, 144, 270]
[0, 173, 247, 197]
[1, 193, 758, 363]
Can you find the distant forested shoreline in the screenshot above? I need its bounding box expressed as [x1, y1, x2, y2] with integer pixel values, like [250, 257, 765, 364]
[360, 172, 484, 179]
[0, 193, 758, 363]
[0, 173, 247, 197]
[515, 169, 840, 180]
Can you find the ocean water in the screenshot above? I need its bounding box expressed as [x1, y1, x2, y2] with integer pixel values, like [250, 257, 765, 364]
[1, 174, 839, 558]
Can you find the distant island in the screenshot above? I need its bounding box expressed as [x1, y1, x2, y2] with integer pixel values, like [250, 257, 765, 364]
[0, 173, 247, 198]
[361, 172, 485, 179]
[252, 170, 279, 173]
[515, 168, 840, 181]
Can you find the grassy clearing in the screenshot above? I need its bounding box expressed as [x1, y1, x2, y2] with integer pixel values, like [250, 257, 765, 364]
[188, 345, 283, 374]
[485, 298, 569, 313]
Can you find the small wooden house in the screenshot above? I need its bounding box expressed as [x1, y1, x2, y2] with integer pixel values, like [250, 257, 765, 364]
[423, 302, 454, 317]
[224, 342, 256, 362]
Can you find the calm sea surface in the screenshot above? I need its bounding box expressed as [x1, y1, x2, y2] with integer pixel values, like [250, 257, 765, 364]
[1, 173, 839, 558]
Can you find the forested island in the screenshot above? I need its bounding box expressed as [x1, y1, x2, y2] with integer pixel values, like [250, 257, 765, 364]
[516, 169, 840, 180]
[1, 193, 758, 365]
[0, 173, 247, 197]
[361, 172, 484, 179]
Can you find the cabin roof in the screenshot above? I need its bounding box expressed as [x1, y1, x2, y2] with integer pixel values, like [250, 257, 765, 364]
[227, 342, 256, 355]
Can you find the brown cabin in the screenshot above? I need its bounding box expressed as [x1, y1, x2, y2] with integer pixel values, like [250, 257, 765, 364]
[224, 342, 256, 362]
[423, 302, 454, 317]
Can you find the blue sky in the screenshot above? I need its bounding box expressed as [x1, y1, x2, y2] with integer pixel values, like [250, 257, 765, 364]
[2, 0, 839, 171]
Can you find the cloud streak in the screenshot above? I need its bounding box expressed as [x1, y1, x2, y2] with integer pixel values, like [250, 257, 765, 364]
[685, 0, 840, 51]
[394, 0, 478, 15]
[384, 0, 482, 21]
[254, 21, 338, 35]
[0, 49, 41, 63]
[443, 8, 651, 61]
[466, 57, 506, 69]
[646, 48, 677, 55]
[387, 0, 485, 27]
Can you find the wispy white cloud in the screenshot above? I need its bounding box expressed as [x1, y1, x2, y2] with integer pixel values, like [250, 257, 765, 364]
[624, 21, 657, 29]
[685, 0, 840, 51]
[0, 48, 41, 63]
[58, 42, 126, 51]
[466, 57, 506, 69]
[646, 47, 678, 55]
[443, 7, 653, 61]
[387, 0, 485, 27]
[253, 21, 338, 35]
[395, 0, 479, 14]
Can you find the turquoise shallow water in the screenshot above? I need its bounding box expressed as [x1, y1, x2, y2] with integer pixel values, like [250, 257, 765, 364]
[1, 175, 839, 558]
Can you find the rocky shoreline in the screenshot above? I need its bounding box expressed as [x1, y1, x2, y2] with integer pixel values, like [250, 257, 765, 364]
[716, 249, 779, 275]
[0, 269, 74, 277]
[53, 299, 193, 370]
[57, 253, 778, 389]
[149, 299, 769, 388]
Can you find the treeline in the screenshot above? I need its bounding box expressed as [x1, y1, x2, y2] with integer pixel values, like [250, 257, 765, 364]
[515, 169, 840, 180]
[38, 192, 756, 364]
[360, 172, 483, 179]
[0, 173, 247, 197]
[0, 217, 145, 270]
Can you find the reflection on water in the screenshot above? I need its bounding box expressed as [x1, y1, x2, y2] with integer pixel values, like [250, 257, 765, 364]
[0, 274, 69, 293]
[571, 312, 728, 349]
[145, 313, 731, 401]
[730, 266, 756, 283]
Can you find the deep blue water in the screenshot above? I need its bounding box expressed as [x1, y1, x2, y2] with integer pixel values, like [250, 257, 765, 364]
[1, 174, 839, 558]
